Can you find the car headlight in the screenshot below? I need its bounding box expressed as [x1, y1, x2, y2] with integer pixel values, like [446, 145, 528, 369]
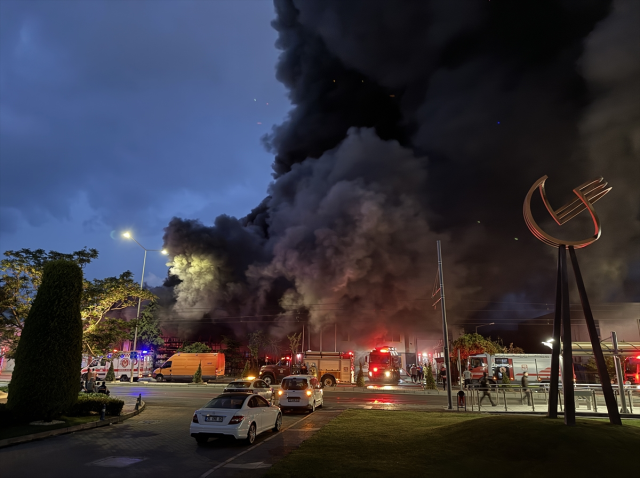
[385, 371, 390, 377]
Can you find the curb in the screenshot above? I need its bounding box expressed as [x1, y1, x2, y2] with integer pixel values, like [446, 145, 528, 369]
[0, 401, 146, 449]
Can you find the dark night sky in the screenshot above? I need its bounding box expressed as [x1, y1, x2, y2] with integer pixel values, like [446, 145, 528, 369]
[1, 1, 638, 342]
[0, 0, 289, 284]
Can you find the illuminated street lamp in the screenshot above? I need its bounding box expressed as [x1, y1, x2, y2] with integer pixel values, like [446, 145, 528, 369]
[542, 338, 554, 349]
[122, 231, 168, 382]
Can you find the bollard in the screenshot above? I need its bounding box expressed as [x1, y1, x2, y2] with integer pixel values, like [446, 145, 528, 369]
[457, 391, 466, 411]
[100, 404, 106, 421]
[135, 393, 141, 411]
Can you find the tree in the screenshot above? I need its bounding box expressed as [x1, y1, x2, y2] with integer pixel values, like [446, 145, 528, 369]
[242, 360, 252, 378]
[0, 247, 97, 357]
[506, 343, 525, 354]
[247, 331, 264, 370]
[7, 260, 84, 421]
[130, 302, 164, 352]
[425, 362, 437, 390]
[451, 333, 508, 361]
[83, 318, 130, 357]
[81, 272, 155, 355]
[287, 332, 301, 363]
[177, 342, 211, 353]
[221, 335, 242, 375]
[356, 361, 365, 387]
[585, 357, 616, 381]
[105, 361, 116, 381]
[264, 336, 282, 363]
[193, 362, 203, 383]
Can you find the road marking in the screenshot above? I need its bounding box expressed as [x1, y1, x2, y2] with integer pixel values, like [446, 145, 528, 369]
[224, 461, 271, 469]
[198, 413, 315, 478]
[87, 457, 147, 468]
[286, 427, 320, 432]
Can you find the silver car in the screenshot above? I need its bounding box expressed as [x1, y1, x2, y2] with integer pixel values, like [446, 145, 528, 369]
[223, 378, 274, 403]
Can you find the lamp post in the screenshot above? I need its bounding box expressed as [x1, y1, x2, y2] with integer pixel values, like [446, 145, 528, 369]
[475, 323, 495, 335]
[122, 232, 167, 383]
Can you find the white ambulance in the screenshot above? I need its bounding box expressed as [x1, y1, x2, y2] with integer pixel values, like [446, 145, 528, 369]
[81, 351, 154, 382]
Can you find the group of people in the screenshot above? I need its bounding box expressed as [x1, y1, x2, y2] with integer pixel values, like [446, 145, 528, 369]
[408, 364, 425, 383]
[475, 371, 532, 407]
[80, 367, 110, 395]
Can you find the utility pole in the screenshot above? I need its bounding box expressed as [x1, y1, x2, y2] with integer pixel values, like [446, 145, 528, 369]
[612, 331, 629, 413]
[436, 240, 453, 409]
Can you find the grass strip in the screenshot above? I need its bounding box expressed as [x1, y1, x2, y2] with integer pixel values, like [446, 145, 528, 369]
[266, 410, 640, 478]
[0, 415, 98, 440]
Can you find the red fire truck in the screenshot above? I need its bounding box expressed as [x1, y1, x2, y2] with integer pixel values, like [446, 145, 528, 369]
[366, 346, 401, 383]
[625, 355, 640, 385]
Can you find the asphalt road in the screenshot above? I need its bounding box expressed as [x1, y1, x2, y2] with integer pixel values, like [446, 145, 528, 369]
[0, 384, 446, 478]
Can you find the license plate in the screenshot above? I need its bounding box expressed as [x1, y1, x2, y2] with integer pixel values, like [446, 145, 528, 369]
[288, 398, 300, 402]
[205, 416, 223, 422]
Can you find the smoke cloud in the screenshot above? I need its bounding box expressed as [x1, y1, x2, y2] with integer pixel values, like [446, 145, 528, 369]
[163, 0, 639, 340]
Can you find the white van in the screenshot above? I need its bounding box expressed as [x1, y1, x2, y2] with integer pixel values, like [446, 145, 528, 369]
[277, 375, 323, 412]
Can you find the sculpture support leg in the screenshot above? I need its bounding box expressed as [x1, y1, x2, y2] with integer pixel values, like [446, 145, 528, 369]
[568, 246, 622, 425]
[560, 246, 575, 425]
[548, 247, 562, 419]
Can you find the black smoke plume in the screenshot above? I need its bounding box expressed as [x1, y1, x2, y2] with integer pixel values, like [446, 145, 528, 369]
[163, 0, 640, 343]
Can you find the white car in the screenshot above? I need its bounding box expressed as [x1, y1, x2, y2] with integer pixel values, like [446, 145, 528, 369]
[277, 375, 324, 412]
[223, 379, 274, 403]
[191, 392, 282, 445]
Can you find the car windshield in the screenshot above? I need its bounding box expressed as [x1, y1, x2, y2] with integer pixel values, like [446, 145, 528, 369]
[281, 378, 308, 390]
[370, 354, 390, 364]
[203, 396, 247, 409]
[227, 381, 252, 388]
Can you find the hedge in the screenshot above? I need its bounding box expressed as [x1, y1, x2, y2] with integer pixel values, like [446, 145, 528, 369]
[67, 394, 125, 416]
[7, 260, 84, 421]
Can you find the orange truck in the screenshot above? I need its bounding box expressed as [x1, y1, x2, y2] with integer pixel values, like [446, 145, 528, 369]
[152, 352, 225, 382]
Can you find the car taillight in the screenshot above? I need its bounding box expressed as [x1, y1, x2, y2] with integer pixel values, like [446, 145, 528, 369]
[192, 414, 199, 423]
[278, 390, 283, 396]
[306, 390, 312, 396]
[229, 415, 244, 424]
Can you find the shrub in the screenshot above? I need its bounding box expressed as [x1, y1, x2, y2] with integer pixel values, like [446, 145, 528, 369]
[193, 362, 203, 383]
[7, 260, 84, 421]
[502, 373, 511, 385]
[356, 362, 366, 387]
[425, 363, 437, 390]
[105, 362, 116, 381]
[67, 394, 124, 416]
[242, 360, 251, 378]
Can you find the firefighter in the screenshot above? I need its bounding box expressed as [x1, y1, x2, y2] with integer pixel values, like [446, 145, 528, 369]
[521, 372, 531, 406]
[479, 372, 496, 407]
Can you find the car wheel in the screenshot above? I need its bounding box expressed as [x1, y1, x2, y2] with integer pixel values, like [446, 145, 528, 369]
[245, 423, 257, 445]
[262, 375, 274, 386]
[155, 375, 163, 382]
[273, 413, 282, 432]
[321, 375, 335, 388]
[119, 375, 128, 382]
[195, 436, 208, 445]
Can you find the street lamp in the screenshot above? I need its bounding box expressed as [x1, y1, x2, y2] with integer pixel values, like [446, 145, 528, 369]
[122, 231, 168, 383]
[542, 338, 554, 349]
[475, 323, 495, 334]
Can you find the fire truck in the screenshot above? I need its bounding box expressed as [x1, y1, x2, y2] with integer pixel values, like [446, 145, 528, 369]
[259, 351, 354, 387]
[81, 351, 154, 382]
[625, 355, 640, 385]
[467, 353, 561, 384]
[366, 346, 401, 383]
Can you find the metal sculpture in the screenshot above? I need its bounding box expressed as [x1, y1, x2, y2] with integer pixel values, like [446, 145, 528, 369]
[523, 175, 621, 426]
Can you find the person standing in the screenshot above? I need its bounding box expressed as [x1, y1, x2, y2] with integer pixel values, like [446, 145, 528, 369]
[521, 372, 531, 406]
[410, 364, 417, 383]
[479, 372, 497, 406]
[463, 368, 472, 389]
[440, 366, 447, 391]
